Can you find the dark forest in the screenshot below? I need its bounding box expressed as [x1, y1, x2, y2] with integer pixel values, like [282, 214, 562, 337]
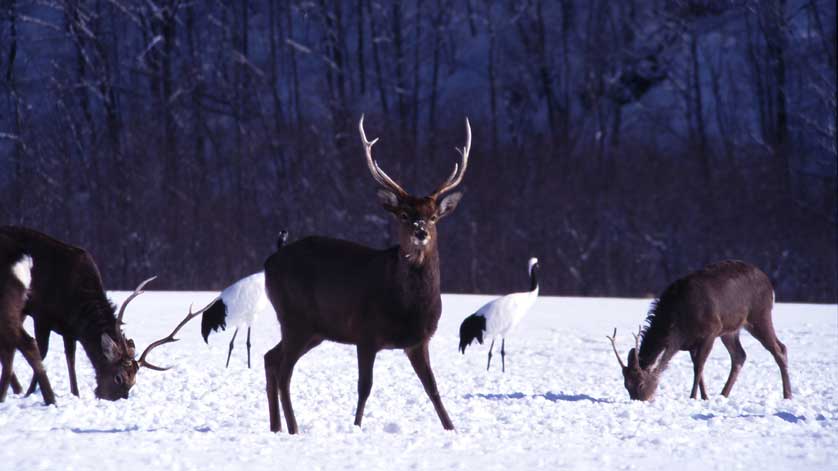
[0, 0, 835, 301]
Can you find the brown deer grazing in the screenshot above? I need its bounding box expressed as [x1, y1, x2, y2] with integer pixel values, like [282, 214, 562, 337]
[263, 116, 470, 433]
[607, 260, 792, 401]
[1, 236, 55, 405]
[0, 226, 192, 401]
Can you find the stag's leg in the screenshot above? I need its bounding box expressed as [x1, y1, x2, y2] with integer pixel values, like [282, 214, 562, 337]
[501, 339, 506, 373]
[63, 336, 79, 396]
[689, 339, 714, 400]
[10, 372, 22, 395]
[405, 341, 455, 430]
[689, 349, 708, 400]
[25, 322, 50, 396]
[746, 323, 792, 399]
[354, 344, 378, 427]
[225, 328, 239, 368]
[17, 329, 55, 405]
[486, 339, 495, 371]
[720, 332, 747, 397]
[0, 348, 14, 402]
[264, 342, 284, 432]
[277, 334, 321, 434]
[246, 327, 252, 369]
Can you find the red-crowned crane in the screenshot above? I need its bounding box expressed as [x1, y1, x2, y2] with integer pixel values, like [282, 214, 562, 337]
[458, 257, 540, 372]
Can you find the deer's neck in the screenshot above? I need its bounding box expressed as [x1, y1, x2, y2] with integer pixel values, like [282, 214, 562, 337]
[394, 246, 441, 308]
[638, 321, 673, 371]
[76, 299, 118, 373]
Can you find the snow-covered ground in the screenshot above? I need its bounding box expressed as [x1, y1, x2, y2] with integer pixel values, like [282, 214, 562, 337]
[1, 292, 836, 470]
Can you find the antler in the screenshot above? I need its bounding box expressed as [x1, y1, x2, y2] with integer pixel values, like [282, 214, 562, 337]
[606, 328, 627, 368]
[116, 276, 158, 326]
[136, 301, 213, 371]
[633, 325, 642, 351]
[431, 117, 471, 198]
[359, 114, 408, 198]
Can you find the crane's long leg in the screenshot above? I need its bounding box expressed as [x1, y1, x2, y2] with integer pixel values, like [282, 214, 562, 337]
[501, 339, 506, 373]
[226, 328, 239, 368]
[246, 327, 252, 369]
[486, 339, 495, 371]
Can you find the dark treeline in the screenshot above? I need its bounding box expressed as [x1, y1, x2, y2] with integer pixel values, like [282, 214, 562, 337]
[0, 0, 835, 301]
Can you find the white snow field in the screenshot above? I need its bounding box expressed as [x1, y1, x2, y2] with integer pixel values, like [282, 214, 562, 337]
[1, 292, 836, 471]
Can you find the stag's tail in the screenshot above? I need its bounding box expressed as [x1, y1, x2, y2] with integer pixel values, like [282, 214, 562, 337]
[200, 297, 227, 343]
[276, 230, 289, 251]
[458, 313, 486, 354]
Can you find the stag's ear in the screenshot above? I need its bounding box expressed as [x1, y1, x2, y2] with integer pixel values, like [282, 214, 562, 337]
[126, 338, 136, 357]
[377, 189, 400, 213]
[437, 192, 462, 219]
[101, 334, 121, 362]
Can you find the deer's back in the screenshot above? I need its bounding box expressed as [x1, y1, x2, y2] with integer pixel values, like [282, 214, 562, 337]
[0, 226, 108, 336]
[662, 260, 774, 345]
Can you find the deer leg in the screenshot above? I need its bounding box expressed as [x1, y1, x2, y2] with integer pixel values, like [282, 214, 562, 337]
[0, 349, 14, 402]
[277, 335, 321, 434]
[225, 328, 239, 368]
[405, 342, 455, 430]
[501, 339, 506, 373]
[17, 329, 55, 405]
[486, 339, 495, 371]
[720, 333, 746, 397]
[63, 336, 79, 396]
[25, 322, 50, 397]
[747, 323, 792, 399]
[689, 349, 708, 400]
[354, 344, 378, 427]
[264, 342, 284, 432]
[246, 327, 252, 369]
[9, 372, 22, 395]
[689, 339, 714, 400]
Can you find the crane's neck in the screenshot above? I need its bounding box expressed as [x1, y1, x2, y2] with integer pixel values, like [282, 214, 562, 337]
[529, 266, 539, 294]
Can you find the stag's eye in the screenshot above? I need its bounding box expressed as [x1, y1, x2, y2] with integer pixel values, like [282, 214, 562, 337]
[429, 215, 438, 223]
[114, 375, 124, 385]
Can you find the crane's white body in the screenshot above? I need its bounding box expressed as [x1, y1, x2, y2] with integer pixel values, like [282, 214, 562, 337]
[479, 286, 539, 340]
[219, 271, 269, 328]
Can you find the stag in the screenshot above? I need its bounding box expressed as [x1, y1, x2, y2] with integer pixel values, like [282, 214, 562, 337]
[0, 226, 189, 400]
[263, 116, 471, 433]
[607, 260, 792, 401]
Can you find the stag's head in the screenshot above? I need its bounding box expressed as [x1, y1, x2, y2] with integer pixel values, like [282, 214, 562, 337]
[95, 276, 198, 400]
[97, 332, 139, 400]
[359, 115, 470, 266]
[607, 328, 659, 401]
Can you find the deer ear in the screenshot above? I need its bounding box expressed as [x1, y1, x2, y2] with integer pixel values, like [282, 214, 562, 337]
[101, 334, 121, 362]
[126, 338, 136, 357]
[437, 192, 462, 219]
[377, 189, 399, 212]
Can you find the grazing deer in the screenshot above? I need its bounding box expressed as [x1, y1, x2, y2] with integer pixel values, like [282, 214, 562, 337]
[0, 226, 192, 400]
[1, 239, 55, 405]
[263, 116, 470, 433]
[607, 260, 792, 401]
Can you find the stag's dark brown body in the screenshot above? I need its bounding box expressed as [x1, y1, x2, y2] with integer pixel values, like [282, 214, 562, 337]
[610, 260, 792, 401]
[0, 226, 147, 400]
[0, 233, 56, 405]
[263, 116, 468, 434]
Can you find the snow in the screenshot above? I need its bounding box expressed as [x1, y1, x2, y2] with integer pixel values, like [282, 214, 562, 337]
[2, 292, 836, 470]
